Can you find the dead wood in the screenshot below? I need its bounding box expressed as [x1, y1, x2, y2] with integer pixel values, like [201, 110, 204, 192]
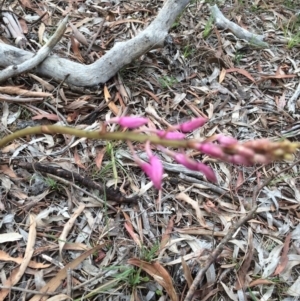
[0, 0, 191, 87]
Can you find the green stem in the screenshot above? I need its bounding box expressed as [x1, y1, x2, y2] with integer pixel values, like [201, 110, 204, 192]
[0, 125, 192, 149]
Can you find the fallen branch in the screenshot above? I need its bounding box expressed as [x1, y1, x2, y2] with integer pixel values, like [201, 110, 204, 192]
[0, 0, 191, 87]
[0, 16, 68, 83]
[210, 5, 269, 48]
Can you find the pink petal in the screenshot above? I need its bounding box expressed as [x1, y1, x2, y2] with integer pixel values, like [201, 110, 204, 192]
[140, 156, 163, 190]
[178, 117, 208, 133]
[149, 156, 163, 189]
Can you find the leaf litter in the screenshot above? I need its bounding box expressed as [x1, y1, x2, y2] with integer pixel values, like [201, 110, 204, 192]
[0, 0, 300, 300]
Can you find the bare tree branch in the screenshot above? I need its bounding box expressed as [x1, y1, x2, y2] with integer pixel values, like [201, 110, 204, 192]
[0, 16, 68, 83]
[0, 0, 191, 87]
[211, 4, 269, 48]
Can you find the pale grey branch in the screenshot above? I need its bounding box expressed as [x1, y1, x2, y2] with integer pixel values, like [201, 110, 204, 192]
[0, 16, 68, 83]
[0, 0, 191, 87]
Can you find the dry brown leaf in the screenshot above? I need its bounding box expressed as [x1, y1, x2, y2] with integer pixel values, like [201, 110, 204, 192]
[2, 142, 20, 153]
[273, 232, 291, 276]
[74, 148, 86, 170]
[0, 250, 50, 269]
[32, 113, 59, 121]
[219, 68, 226, 83]
[123, 211, 142, 248]
[249, 279, 274, 287]
[70, 35, 84, 62]
[160, 215, 175, 250]
[0, 215, 36, 301]
[18, 18, 28, 34]
[175, 227, 226, 237]
[47, 294, 72, 301]
[0, 86, 52, 97]
[59, 203, 85, 258]
[176, 192, 207, 227]
[104, 85, 119, 115]
[65, 100, 88, 110]
[28, 74, 55, 91]
[226, 68, 256, 83]
[181, 257, 193, 288]
[0, 165, 17, 178]
[108, 19, 145, 28]
[69, 22, 88, 46]
[236, 228, 253, 290]
[38, 22, 46, 45]
[95, 148, 106, 169]
[29, 244, 105, 301]
[128, 258, 178, 301]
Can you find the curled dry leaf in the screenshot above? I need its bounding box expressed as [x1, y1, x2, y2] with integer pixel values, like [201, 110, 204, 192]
[128, 258, 178, 301]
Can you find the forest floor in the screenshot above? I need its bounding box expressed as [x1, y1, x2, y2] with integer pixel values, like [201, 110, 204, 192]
[0, 0, 300, 300]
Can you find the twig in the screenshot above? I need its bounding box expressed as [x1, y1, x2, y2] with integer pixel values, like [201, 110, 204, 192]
[0, 16, 68, 83]
[0, 285, 54, 296]
[184, 159, 300, 301]
[0, 96, 44, 103]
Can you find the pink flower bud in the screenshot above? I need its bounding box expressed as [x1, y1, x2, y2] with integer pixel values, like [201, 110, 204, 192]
[235, 145, 255, 158]
[197, 142, 225, 158]
[108, 116, 148, 129]
[149, 156, 163, 189]
[176, 117, 208, 133]
[217, 134, 238, 146]
[228, 155, 251, 166]
[156, 130, 186, 140]
[174, 154, 217, 182]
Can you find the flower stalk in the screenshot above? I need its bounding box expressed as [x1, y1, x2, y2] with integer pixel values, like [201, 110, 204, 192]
[1, 119, 299, 190]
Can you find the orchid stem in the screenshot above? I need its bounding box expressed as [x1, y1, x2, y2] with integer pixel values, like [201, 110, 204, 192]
[0, 125, 190, 150]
